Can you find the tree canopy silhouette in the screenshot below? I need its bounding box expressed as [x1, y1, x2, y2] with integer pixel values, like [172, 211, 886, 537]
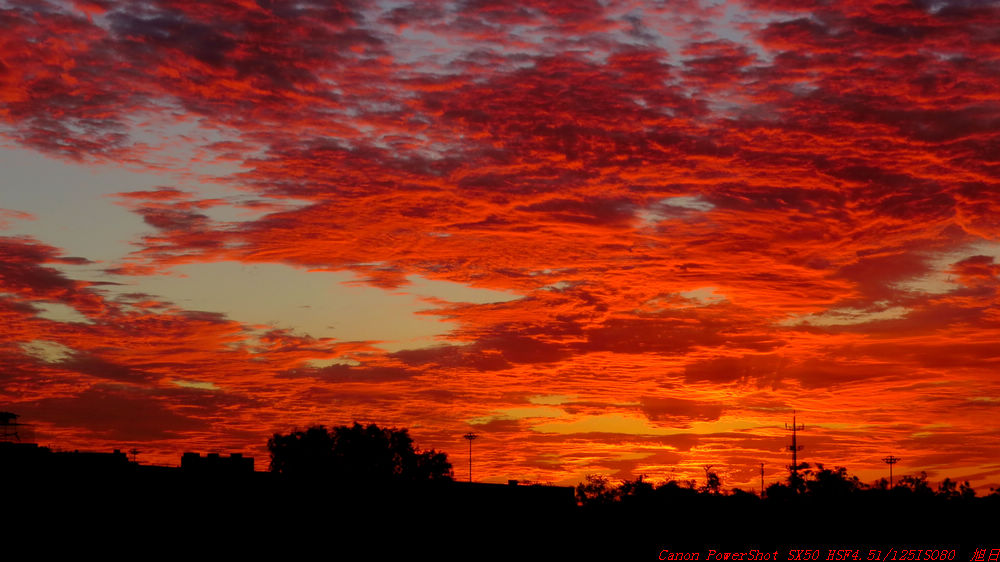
[267, 422, 452, 483]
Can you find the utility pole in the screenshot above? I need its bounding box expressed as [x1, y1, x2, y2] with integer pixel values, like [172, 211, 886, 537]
[760, 462, 765, 497]
[882, 455, 900, 489]
[463, 432, 478, 483]
[785, 411, 805, 482]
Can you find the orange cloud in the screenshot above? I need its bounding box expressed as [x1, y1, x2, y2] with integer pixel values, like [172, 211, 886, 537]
[1, 0, 999, 492]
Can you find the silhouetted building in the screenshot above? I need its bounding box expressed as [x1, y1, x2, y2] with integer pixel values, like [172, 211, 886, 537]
[57, 448, 131, 473]
[0, 441, 131, 475]
[0, 441, 48, 469]
[181, 452, 254, 474]
[450, 480, 577, 511]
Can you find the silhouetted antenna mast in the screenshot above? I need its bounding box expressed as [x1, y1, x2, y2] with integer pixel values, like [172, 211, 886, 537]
[129, 448, 140, 464]
[760, 462, 765, 497]
[0, 412, 23, 442]
[882, 455, 900, 489]
[463, 432, 478, 483]
[785, 410, 805, 478]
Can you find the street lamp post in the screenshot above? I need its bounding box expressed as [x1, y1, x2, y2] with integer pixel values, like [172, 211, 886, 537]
[463, 432, 478, 483]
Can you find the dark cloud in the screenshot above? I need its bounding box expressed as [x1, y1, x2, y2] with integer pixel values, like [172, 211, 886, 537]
[684, 355, 785, 384]
[470, 418, 523, 433]
[289, 363, 419, 383]
[393, 345, 513, 372]
[24, 385, 211, 441]
[55, 353, 158, 384]
[0, 236, 102, 311]
[640, 397, 725, 422]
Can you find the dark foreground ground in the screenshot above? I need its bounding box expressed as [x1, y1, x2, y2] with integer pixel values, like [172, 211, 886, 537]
[5, 471, 996, 561]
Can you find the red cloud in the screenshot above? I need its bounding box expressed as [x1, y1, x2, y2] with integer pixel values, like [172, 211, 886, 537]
[1, 0, 1000, 490]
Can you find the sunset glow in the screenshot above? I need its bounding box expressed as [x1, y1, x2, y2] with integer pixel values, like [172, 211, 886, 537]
[2, 0, 999, 492]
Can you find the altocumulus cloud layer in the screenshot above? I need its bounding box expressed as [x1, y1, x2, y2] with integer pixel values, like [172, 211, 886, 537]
[1, 0, 999, 489]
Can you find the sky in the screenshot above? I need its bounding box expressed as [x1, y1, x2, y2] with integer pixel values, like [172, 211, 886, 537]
[1, 0, 999, 491]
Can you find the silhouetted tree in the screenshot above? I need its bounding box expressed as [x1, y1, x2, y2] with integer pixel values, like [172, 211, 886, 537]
[700, 465, 722, 494]
[618, 475, 655, 505]
[765, 481, 797, 502]
[938, 477, 959, 498]
[805, 464, 863, 499]
[650, 479, 700, 504]
[895, 471, 934, 498]
[267, 425, 336, 478]
[576, 474, 619, 506]
[938, 477, 976, 501]
[267, 422, 452, 482]
[787, 461, 811, 493]
[729, 488, 758, 500]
